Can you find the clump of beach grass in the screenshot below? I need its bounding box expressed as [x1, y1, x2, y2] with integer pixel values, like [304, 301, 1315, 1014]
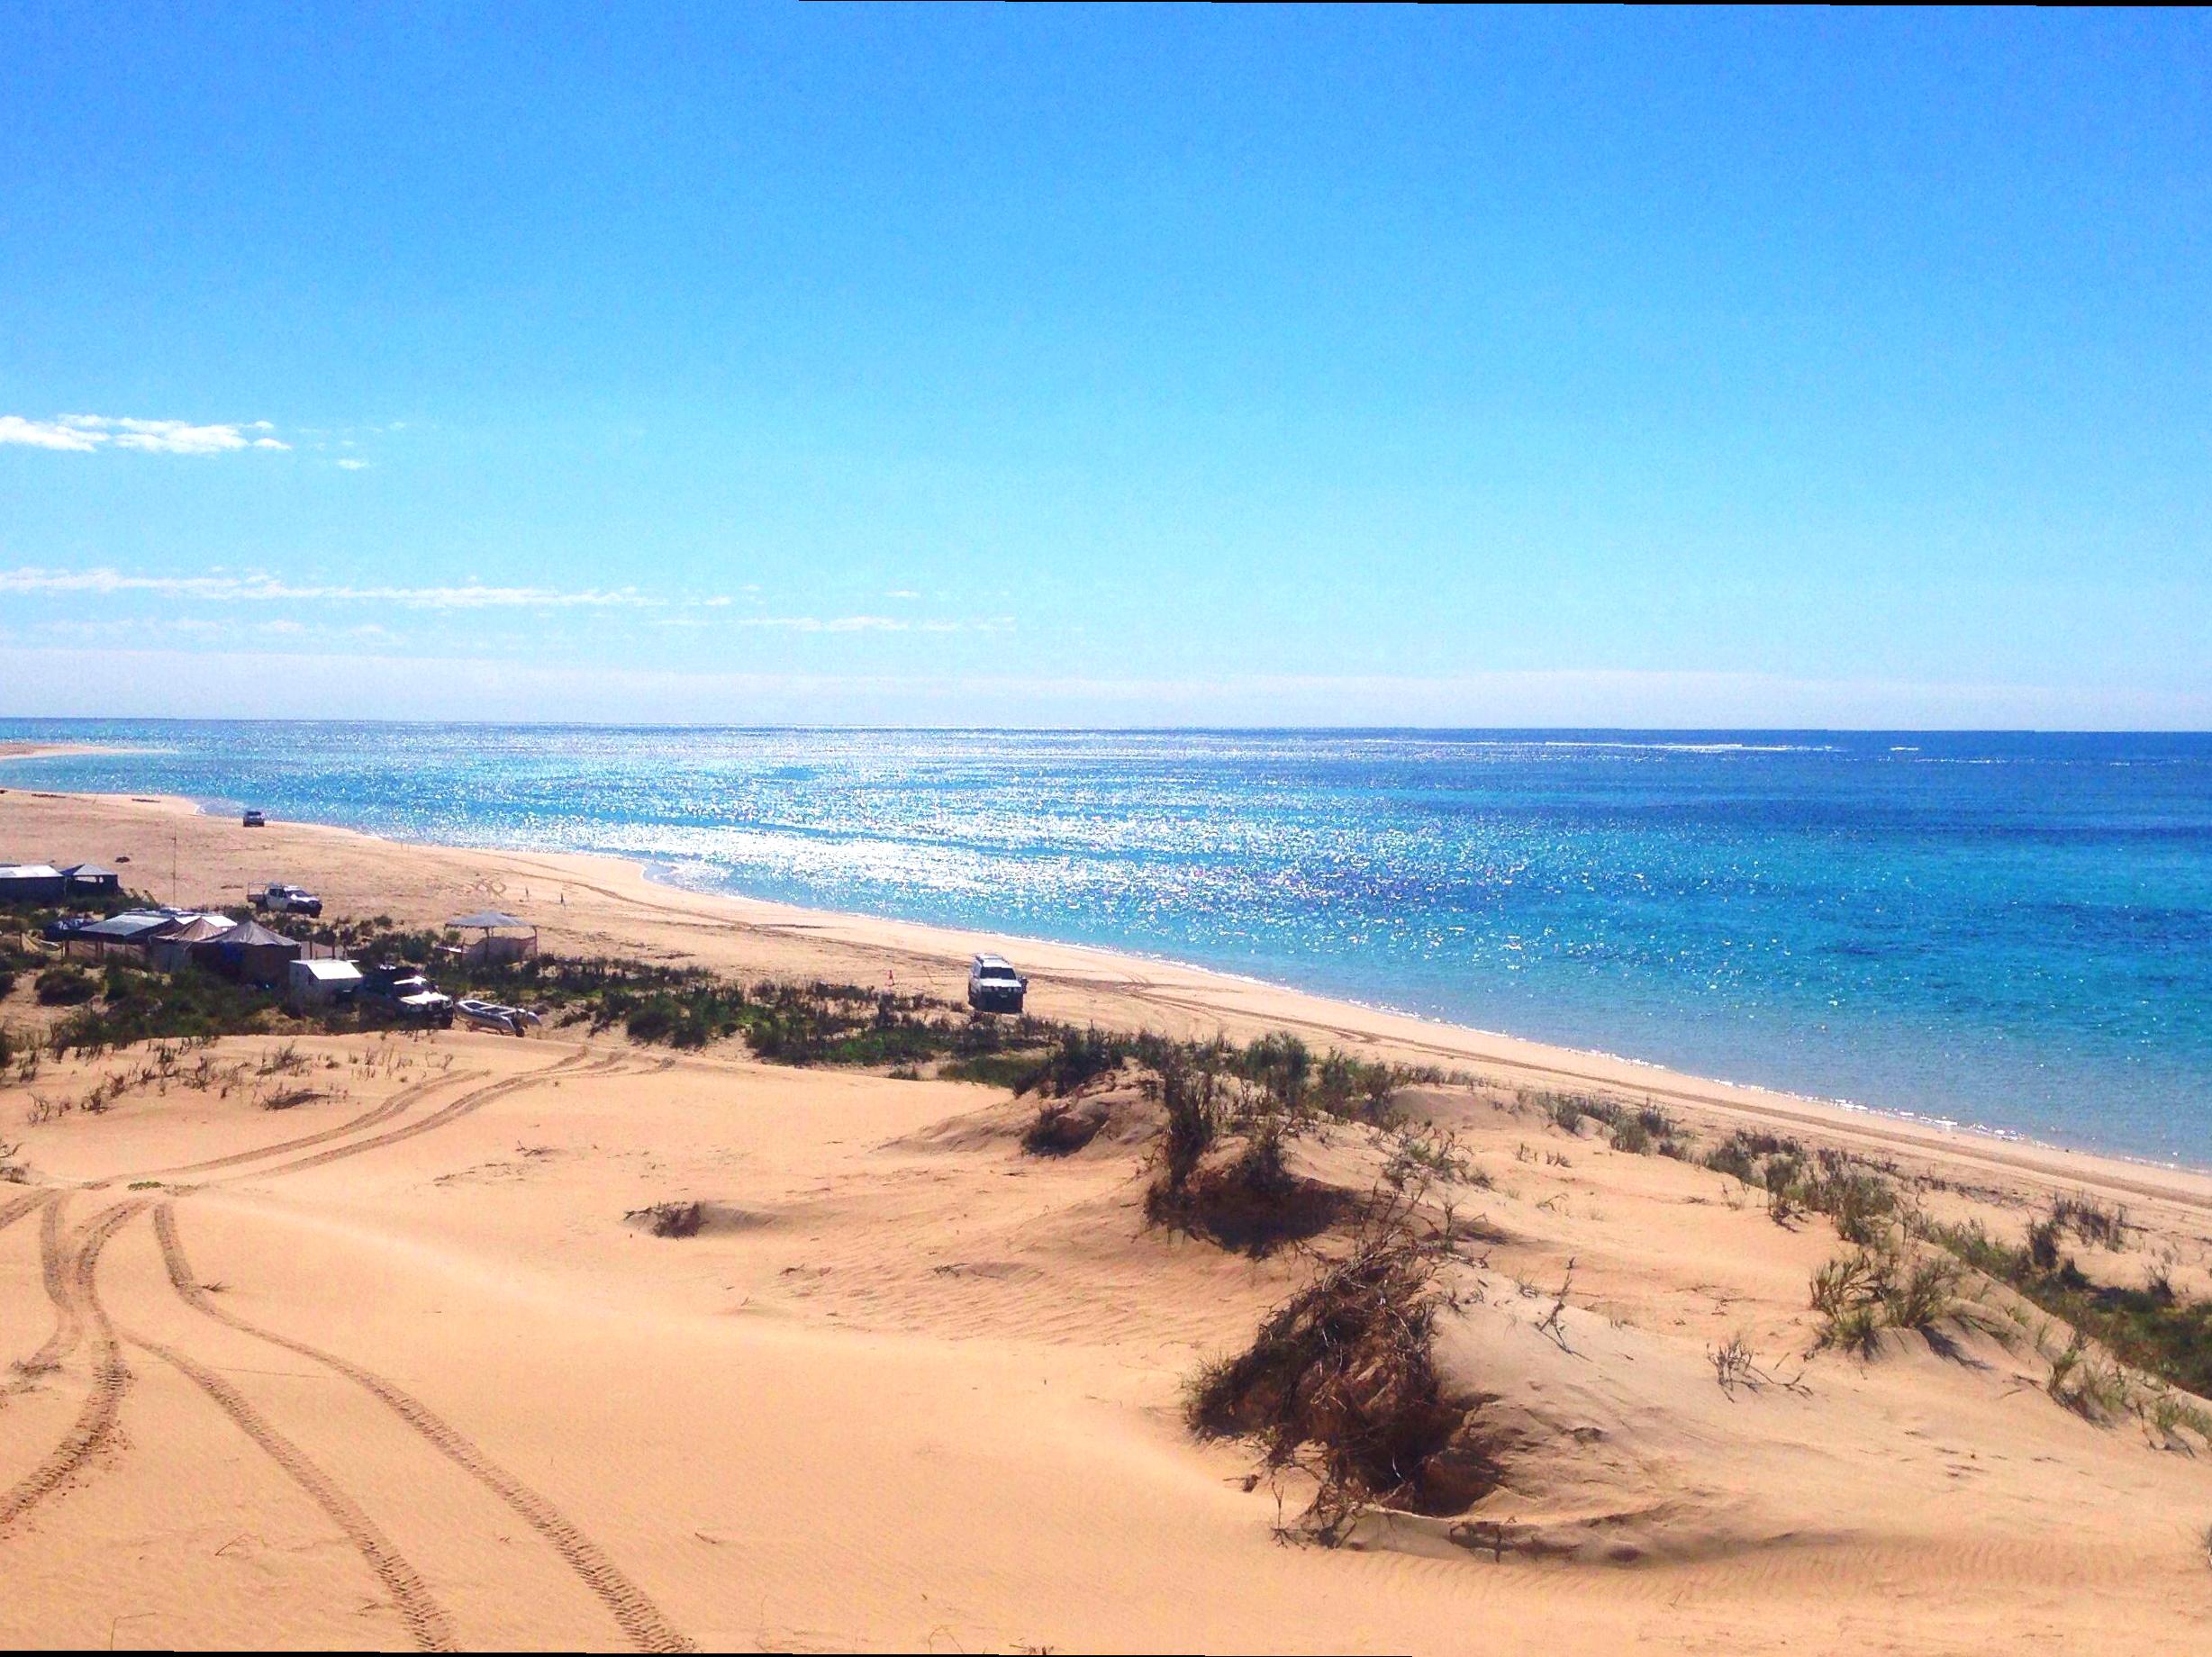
[1809, 1241, 1968, 1356]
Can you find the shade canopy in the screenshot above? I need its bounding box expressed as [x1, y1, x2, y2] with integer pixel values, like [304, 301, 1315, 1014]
[448, 910, 533, 930]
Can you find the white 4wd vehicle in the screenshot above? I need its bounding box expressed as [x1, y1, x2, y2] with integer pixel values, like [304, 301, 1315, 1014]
[252, 883, 323, 917]
[966, 954, 1027, 1013]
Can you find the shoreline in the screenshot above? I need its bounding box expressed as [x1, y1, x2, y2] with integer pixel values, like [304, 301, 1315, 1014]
[630, 855, 2092, 1159]
[5, 775, 2211, 1212]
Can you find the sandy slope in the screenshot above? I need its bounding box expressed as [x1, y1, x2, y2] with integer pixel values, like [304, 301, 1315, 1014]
[0, 786, 2209, 1651]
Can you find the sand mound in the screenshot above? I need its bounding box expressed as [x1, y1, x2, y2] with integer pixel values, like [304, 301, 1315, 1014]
[621, 1200, 777, 1238]
[893, 1068, 1160, 1157]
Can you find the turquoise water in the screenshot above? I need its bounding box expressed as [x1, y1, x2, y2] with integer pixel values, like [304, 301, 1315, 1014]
[4, 720, 2208, 1164]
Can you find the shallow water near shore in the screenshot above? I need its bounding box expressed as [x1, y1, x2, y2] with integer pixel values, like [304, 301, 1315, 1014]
[5, 720, 2210, 1164]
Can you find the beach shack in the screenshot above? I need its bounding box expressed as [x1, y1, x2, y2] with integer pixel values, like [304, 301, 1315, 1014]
[59, 864, 122, 898]
[198, 917, 302, 987]
[0, 864, 67, 903]
[449, 910, 539, 966]
[148, 914, 238, 973]
[287, 956, 364, 1010]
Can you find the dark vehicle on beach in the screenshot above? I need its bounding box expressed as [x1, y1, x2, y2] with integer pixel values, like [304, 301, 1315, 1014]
[359, 963, 455, 1027]
[241, 809, 266, 828]
[966, 954, 1028, 1013]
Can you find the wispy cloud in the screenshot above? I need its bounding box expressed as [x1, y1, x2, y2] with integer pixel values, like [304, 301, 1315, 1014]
[25, 615, 402, 647]
[0, 565, 1017, 638]
[4, 649, 2199, 729]
[336, 458, 369, 471]
[730, 614, 1011, 634]
[0, 566, 650, 609]
[0, 414, 289, 455]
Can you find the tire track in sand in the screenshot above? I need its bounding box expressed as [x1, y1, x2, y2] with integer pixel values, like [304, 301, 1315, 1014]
[123, 1325, 458, 1652]
[0, 1199, 142, 1531]
[8, 1195, 78, 1387]
[230, 1046, 622, 1183]
[153, 1201, 694, 1652]
[146, 1067, 490, 1178]
[0, 1187, 52, 1236]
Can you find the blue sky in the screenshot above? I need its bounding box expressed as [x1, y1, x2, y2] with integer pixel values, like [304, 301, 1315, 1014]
[2, 6, 2207, 726]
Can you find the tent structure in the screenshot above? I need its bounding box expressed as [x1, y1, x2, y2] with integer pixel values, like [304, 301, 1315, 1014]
[149, 914, 239, 973]
[448, 909, 539, 965]
[198, 917, 302, 987]
[59, 864, 122, 896]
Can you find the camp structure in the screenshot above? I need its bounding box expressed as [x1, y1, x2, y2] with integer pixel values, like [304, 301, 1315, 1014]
[67, 909, 192, 959]
[448, 909, 539, 966]
[287, 956, 364, 1010]
[0, 864, 66, 903]
[59, 863, 122, 897]
[197, 917, 302, 987]
[148, 914, 239, 973]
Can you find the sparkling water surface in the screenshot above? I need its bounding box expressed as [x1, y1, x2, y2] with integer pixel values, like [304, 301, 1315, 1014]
[5, 721, 2208, 1164]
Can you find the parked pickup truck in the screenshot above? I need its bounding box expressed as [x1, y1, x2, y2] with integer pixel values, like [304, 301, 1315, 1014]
[251, 883, 323, 918]
[358, 964, 454, 1027]
[966, 953, 1028, 1014]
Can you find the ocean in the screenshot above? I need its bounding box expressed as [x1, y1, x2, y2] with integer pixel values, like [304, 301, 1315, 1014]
[5, 720, 2208, 1164]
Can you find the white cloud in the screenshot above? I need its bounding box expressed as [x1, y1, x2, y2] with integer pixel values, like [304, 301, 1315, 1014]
[728, 613, 1006, 634]
[884, 588, 920, 601]
[0, 565, 652, 610]
[0, 415, 104, 451]
[336, 458, 369, 471]
[1, 413, 289, 455]
[0, 566, 1015, 636]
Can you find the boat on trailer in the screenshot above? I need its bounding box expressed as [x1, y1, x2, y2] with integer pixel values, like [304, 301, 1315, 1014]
[456, 997, 542, 1036]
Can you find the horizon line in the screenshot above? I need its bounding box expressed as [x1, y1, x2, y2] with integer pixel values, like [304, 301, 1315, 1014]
[6, 716, 2211, 738]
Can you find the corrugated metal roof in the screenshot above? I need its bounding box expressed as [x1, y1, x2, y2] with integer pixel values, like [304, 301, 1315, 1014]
[79, 911, 180, 939]
[448, 910, 534, 929]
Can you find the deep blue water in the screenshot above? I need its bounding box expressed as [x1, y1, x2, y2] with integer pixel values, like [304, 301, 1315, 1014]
[5, 720, 2209, 1164]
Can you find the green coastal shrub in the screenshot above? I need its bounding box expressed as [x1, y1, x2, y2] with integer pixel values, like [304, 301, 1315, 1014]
[34, 964, 96, 1006]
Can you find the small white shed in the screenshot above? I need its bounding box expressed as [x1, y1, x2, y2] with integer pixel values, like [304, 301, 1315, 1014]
[287, 957, 363, 1010]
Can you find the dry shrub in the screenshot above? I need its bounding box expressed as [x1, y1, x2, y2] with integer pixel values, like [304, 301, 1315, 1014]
[626, 1200, 704, 1238]
[1020, 1098, 1108, 1156]
[1185, 1182, 1478, 1543]
[1148, 1107, 1348, 1256]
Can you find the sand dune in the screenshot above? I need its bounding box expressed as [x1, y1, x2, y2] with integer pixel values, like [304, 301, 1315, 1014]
[1, 787, 2209, 1651]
